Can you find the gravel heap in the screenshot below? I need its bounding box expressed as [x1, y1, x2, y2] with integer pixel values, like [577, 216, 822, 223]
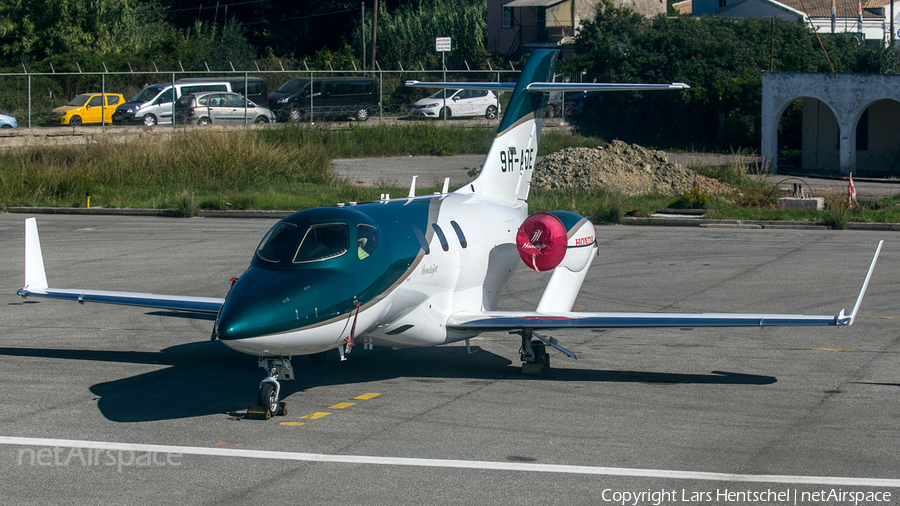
[532, 140, 733, 196]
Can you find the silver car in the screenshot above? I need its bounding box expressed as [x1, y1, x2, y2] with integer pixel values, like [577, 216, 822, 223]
[174, 92, 275, 125]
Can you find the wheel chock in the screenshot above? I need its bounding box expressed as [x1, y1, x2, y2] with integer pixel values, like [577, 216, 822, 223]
[521, 363, 543, 375]
[246, 405, 272, 420]
[275, 402, 287, 417]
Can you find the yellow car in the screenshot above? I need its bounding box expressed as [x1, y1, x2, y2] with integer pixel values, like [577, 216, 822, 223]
[49, 93, 124, 125]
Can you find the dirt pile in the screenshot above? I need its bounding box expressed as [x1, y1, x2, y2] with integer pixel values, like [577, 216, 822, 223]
[533, 140, 733, 196]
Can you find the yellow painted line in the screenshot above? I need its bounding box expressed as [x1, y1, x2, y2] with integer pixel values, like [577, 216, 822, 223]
[300, 412, 332, 420]
[329, 402, 356, 409]
[809, 347, 854, 353]
[279, 422, 305, 426]
[354, 393, 380, 400]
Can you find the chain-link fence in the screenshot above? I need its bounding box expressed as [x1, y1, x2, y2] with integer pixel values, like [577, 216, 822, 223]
[0, 62, 595, 128]
[0, 67, 521, 128]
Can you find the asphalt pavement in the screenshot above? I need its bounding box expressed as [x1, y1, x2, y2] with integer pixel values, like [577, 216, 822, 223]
[0, 215, 897, 505]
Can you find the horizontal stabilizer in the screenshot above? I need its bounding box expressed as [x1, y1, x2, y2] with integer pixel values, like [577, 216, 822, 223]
[405, 81, 690, 93]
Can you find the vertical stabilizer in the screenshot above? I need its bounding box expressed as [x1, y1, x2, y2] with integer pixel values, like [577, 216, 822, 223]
[24, 218, 48, 291]
[461, 50, 558, 204]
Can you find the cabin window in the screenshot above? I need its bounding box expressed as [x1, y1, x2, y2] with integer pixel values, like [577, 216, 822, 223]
[357, 224, 379, 259]
[450, 221, 467, 248]
[256, 222, 298, 263]
[432, 223, 449, 251]
[293, 223, 348, 263]
[412, 226, 430, 254]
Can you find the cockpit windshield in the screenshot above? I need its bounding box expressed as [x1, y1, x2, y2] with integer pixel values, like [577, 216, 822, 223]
[293, 223, 348, 263]
[256, 218, 377, 266]
[256, 222, 297, 263]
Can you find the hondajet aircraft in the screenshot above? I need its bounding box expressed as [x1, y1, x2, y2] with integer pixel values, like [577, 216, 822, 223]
[18, 50, 883, 419]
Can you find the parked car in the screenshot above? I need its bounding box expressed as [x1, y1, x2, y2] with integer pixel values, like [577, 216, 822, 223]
[0, 114, 17, 128]
[268, 77, 378, 122]
[173, 92, 275, 125]
[49, 93, 124, 126]
[410, 89, 499, 120]
[176, 77, 268, 106]
[112, 81, 231, 126]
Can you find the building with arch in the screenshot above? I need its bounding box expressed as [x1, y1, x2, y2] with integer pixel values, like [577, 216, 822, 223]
[762, 72, 900, 176]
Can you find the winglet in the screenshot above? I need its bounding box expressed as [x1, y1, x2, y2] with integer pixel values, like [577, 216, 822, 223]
[24, 218, 49, 292]
[838, 240, 883, 326]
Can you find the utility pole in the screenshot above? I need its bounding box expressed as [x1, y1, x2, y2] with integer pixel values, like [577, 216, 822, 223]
[361, 1, 366, 72]
[371, 0, 378, 75]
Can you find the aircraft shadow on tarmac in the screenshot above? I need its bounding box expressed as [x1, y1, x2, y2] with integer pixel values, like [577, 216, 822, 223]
[0, 343, 775, 422]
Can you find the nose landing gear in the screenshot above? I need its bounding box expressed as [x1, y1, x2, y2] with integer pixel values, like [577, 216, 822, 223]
[246, 357, 293, 420]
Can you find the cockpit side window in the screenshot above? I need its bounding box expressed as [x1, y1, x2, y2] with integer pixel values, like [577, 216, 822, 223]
[256, 222, 298, 263]
[357, 224, 379, 259]
[293, 223, 349, 263]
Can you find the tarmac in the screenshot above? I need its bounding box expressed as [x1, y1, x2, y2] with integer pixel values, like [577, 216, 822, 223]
[0, 215, 896, 504]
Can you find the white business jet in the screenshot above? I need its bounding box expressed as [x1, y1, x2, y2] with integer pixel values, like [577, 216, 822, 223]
[18, 50, 883, 419]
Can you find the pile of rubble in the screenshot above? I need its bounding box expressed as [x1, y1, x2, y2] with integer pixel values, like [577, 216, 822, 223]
[532, 140, 733, 196]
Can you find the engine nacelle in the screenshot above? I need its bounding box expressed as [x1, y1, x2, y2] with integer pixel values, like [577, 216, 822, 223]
[516, 211, 597, 312]
[516, 211, 596, 272]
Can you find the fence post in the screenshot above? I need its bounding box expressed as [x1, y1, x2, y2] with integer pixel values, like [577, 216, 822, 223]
[27, 74, 32, 129]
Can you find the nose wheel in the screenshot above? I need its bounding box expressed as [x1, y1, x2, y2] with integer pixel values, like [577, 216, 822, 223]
[246, 357, 292, 420]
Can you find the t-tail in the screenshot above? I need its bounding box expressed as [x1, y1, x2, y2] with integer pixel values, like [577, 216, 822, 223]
[406, 49, 690, 204]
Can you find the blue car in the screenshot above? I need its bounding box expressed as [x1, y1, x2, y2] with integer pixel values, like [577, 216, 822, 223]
[0, 114, 18, 128]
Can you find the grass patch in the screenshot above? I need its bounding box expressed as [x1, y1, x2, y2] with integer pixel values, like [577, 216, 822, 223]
[2, 124, 900, 228]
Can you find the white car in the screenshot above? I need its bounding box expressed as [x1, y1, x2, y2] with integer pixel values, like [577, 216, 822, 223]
[410, 89, 499, 119]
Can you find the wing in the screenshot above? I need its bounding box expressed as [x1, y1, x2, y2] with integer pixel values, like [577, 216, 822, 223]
[448, 240, 883, 332]
[18, 218, 223, 315]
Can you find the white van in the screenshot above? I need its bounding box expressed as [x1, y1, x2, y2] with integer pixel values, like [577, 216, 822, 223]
[112, 81, 232, 126]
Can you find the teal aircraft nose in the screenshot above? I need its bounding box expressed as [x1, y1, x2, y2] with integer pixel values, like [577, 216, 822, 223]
[216, 291, 289, 341]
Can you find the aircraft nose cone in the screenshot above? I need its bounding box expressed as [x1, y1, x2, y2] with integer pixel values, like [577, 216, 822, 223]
[216, 293, 288, 341]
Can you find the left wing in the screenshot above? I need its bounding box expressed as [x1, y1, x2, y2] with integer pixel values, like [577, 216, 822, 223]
[17, 218, 223, 314]
[448, 240, 883, 332]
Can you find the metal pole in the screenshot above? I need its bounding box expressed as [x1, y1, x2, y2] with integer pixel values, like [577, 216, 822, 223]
[442, 52, 446, 121]
[310, 69, 314, 125]
[102, 74, 106, 127]
[27, 74, 31, 128]
[361, 1, 366, 71]
[244, 72, 249, 124]
[172, 72, 176, 128]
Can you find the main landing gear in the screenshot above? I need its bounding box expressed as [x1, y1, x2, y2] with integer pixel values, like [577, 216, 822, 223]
[517, 329, 577, 375]
[519, 331, 550, 375]
[246, 357, 292, 420]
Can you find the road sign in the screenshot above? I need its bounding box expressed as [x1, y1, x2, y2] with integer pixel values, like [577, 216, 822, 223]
[436, 37, 451, 52]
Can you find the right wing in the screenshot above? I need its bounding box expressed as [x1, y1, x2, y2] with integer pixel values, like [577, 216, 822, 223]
[18, 218, 223, 315]
[448, 240, 884, 331]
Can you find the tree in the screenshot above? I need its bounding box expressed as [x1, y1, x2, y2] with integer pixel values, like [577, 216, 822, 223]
[570, 0, 894, 149]
[0, 0, 170, 62]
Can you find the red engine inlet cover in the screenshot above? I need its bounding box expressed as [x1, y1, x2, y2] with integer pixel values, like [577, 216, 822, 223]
[516, 212, 567, 272]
